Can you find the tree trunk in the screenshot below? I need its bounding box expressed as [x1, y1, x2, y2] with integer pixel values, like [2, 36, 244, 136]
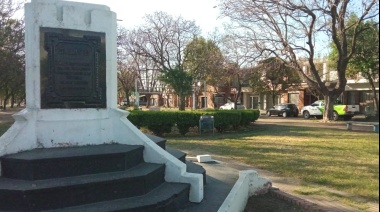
[323, 90, 342, 122]
[2, 98, 8, 110]
[123, 88, 131, 107]
[271, 90, 276, 106]
[166, 94, 170, 107]
[367, 74, 379, 116]
[146, 94, 151, 108]
[234, 84, 242, 109]
[11, 94, 15, 108]
[178, 94, 186, 111]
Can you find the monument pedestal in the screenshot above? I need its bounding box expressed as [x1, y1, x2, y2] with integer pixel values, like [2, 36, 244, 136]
[0, 0, 203, 205]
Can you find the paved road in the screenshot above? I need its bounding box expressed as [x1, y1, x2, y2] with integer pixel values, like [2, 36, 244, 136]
[257, 114, 378, 132]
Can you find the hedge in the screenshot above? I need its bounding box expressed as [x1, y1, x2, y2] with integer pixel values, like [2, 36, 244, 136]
[127, 109, 260, 136]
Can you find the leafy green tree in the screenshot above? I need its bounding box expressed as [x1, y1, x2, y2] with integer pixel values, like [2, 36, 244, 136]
[183, 36, 225, 86]
[0, 0, 25, 110]
[160, 66, 193, 111]
[250, 57, 301, 105]
[329, 16, 379, 116]
[124, 12, 200, 108]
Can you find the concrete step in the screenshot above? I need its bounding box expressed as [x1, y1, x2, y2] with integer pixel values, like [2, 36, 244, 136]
[1, 144, 144, 180]
[0, 163, 165, 211]
[166, 146, 186, 163]
[147, 134, 206, 184]
[47, 182, 190, 212]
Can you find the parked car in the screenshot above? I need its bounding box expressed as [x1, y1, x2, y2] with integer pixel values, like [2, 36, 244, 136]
[266, 103, 299, 117]
[300, 100, 359, 121]
[120, 99, 129, 106]
[219, 102, 246, 110]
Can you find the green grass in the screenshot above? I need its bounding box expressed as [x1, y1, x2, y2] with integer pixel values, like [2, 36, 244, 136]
[165, 124, 379, 208]
[0, 122, 13, 136]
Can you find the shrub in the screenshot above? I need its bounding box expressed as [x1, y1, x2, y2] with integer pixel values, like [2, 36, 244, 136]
[127, 110, 144, 128]
[213, 110, 241, 132]
[126, 109, 260, 136]
[144, 111, 177, 136]
[240, 110, 260, 126]
[176, 111, 199, 136]
[252, 109, 260, 121]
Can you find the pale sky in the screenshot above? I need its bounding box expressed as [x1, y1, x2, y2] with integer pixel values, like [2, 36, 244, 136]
[15, 0, 329, 57]
[17, 0, 225, 36]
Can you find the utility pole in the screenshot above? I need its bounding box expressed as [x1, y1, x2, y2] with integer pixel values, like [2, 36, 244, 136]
[134, 79, 139, 110]
[204, 80, 207, 109]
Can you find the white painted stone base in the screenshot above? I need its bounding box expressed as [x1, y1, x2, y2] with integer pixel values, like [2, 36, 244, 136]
[0, 108, 204, 202]
[218, 170, 272, 212]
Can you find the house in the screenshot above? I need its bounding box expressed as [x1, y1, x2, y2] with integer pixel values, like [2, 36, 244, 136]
[240, 63, 379, 115]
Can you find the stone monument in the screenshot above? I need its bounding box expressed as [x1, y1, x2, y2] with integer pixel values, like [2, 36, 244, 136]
[0, 0, 202, 203]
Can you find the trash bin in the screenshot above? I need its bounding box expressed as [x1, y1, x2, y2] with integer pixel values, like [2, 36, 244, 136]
[374, 124, 379, 133]
[199, 115, 214, 135]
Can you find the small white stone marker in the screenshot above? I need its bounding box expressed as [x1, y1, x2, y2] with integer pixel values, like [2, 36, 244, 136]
[196, 155, 213, 163]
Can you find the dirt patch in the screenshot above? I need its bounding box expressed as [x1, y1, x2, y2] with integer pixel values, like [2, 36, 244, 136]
[245, 192, 304, 212]
[0, 107, 24, 123]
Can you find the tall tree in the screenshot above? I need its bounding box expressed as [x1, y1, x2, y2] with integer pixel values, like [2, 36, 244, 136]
[126, 11, 201, 109]
[160, 65, 193, 111]
[183, 36, 225, 87]
[218, 0, 379, 121]
[119, 26, 164, 108]
[250, 57, 301, 105]
[0, 0, 25, 110]
[329, 16, 379, 116]
[128, 11, 200, 71]
[219, 35, 260, 109]
[117, 26, 138, 107]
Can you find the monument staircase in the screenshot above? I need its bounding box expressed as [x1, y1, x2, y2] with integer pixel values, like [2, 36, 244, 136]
[0, 134, 205, 211]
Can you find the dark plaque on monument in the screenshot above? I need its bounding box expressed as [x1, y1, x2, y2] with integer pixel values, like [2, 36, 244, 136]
[40, 28, 106, 108]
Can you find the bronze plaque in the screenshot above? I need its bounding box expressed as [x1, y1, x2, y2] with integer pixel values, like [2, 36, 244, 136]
[40, 28, 106, 108]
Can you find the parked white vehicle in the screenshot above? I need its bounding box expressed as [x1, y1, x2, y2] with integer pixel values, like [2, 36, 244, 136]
[219, 102, 246, 110]
[301, 100, 360, 121]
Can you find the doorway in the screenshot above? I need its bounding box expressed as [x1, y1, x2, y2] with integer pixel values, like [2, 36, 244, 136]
[250, 96, 259, 109]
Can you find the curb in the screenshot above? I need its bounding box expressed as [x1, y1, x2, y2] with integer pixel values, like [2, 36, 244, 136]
[217, 169, 336, 212]
[217, 170, 271, 212]
[269, 189, 343, 212]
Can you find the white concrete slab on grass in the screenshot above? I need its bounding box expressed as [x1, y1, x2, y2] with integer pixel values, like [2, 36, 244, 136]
[196, 154, 213, 163]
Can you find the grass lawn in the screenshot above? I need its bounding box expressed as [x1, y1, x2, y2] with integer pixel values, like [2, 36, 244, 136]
[166, 124, 379, 210]
[0, 121, 13, 136]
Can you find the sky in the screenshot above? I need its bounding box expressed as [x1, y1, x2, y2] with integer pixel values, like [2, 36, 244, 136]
[14, 0, 330, 57]
[17, 0, 225, 36]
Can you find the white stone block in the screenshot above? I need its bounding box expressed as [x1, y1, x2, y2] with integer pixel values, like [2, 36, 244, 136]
[196, 155, 213, 163]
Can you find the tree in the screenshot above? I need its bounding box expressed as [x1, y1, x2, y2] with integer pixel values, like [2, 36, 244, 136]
[119, 26, 164, 108]
[329, 16, 379, 116]
[126, 11, 201, 109]
[219, 35, 260, 109]
[128, 11, 200, 71]
[117, 26, 138, 107]
[219, 0, 379, 121]
[0, 0, 25, 110]
[183, 36, 226, 108]
[250, 57, 301, 105]
[183, 36, 225, 87]
[160, 65, 193, 111]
